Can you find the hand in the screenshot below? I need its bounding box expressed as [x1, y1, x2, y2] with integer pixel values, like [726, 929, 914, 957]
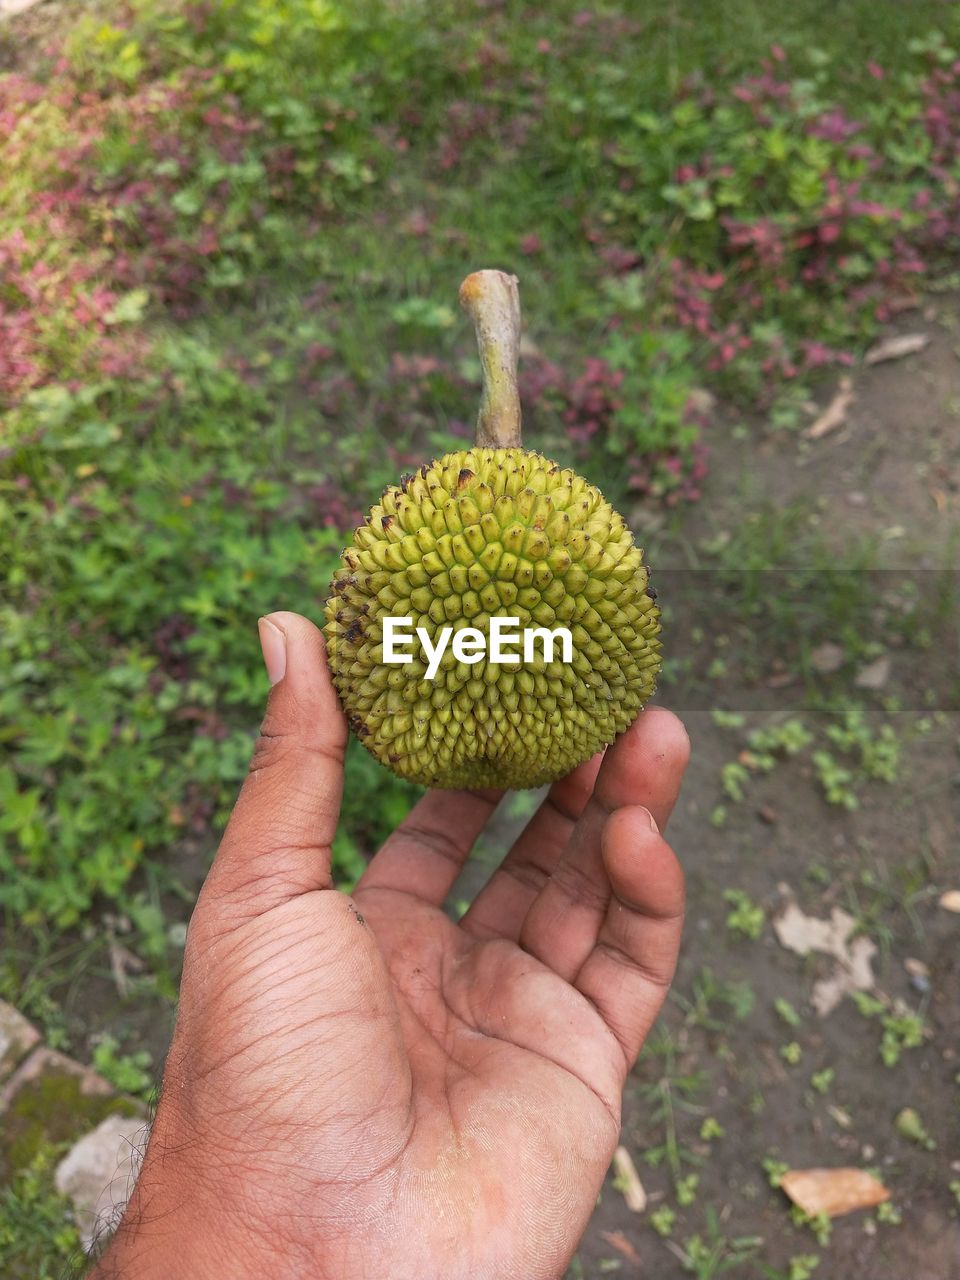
[94, 612, 688, 1280]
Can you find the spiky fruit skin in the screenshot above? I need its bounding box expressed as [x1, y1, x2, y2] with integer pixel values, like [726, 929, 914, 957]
[323, 448, 661, 789]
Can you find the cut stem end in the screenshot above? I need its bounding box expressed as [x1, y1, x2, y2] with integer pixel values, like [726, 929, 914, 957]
[459, 269, 523, 450]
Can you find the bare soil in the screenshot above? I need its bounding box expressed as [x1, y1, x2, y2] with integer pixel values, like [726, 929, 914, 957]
[573, 300, 960, 1277]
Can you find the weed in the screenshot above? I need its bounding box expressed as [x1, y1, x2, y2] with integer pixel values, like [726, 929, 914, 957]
[894, 1107, 936, 1150]
[650, 1206, 676, 1237]
[723, 890, 765, 941]
[790, 1208, 832, 1246]
[761, 1256, 820, 1280]
[670, 1208, 762, 1277]
[676, 967, 757, 1030]
[812, 751, 860, 809]
[853, 993, 927, 1067]
[0, 1148, 83, 1279]
[90, 1034, 155, 1099]
[677, 1174, 700, 1207]
[636, 1032, 705, 1195]
[774, 998, 802, 1028]
[809, 1068, 835, 1095]
[762, 1156, 790, 1189]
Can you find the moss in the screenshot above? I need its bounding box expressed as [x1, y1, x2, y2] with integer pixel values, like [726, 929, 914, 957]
[0, 1067, 139, 1180]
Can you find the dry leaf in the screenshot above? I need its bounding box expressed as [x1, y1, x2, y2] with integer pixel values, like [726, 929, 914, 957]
[854, 655, 891, 690]
[939, 890, 960, 913]
[108, 942, 146, 999]
[781, 1168, 889, 1218]
[806, 376, 855, 439]
[611, 1145, 647, 1212]
[865, 332, 929, 364]
[600, 1230, 641, 1265]
[774, 902, 877, 1015]
[810, 642, 844, 674]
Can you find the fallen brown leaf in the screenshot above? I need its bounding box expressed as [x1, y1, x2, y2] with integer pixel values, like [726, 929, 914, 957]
[611, 1145, 647, 1213]
[806, 376, 855, 439]
[854, 654, 891, 690]
[766, 670, 798, 689]
[600, 1230, 642, 1265]
[865, 332, 929, 364]
[781, 1167, 889, 1218]
[810, 642, 844, 674]
[774, 902, 877, 1015]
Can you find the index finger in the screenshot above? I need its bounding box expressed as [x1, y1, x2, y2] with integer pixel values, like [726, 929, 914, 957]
[357, 786, 502, 907]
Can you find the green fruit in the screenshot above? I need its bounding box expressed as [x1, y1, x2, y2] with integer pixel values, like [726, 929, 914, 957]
[324, 271, 661, 789]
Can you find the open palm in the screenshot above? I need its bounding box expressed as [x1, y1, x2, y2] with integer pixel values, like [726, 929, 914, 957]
[98, 612, 687, 1280]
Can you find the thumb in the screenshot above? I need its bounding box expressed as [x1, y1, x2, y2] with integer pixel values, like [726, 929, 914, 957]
[203, 610, 348, 917]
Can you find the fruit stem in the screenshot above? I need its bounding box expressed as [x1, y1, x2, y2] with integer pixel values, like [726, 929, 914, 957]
[459, 269, 523, 449]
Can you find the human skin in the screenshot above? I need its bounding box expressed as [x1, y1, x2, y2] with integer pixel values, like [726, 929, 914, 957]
[91, 611, 688, 1280]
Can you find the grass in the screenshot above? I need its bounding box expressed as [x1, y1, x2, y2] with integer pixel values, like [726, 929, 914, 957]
[3, 0, 958, 937]
[2, 0, 960, 1274]
[0, 1149, 84, 1280]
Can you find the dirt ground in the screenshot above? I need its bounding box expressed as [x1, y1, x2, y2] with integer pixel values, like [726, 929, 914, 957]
[571, 301, 960, 1276]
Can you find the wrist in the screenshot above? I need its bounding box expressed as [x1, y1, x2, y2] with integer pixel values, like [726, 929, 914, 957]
[89, 1106, 293, 1280]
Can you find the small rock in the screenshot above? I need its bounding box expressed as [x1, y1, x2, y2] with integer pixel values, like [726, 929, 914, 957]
[862, 1144, 876, 1161]
[167, 922, 189, 948]
[0, 1001, 40, 1085]
[811, 642, 845, 674]
[0, 1048, 141, 1183]
[904, 957, 931, 993]
[854, 655, 891, 690]
[847, 491, 867, 506]
[55, 1114, 149, 1252]
[938, 890, 960, 913]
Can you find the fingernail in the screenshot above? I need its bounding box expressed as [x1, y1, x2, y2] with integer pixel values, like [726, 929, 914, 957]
[644, 807, 659, 833]
[258, 616, 287, 685]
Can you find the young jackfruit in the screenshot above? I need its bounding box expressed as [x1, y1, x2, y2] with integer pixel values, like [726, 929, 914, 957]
[324, 271, 661, 789]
